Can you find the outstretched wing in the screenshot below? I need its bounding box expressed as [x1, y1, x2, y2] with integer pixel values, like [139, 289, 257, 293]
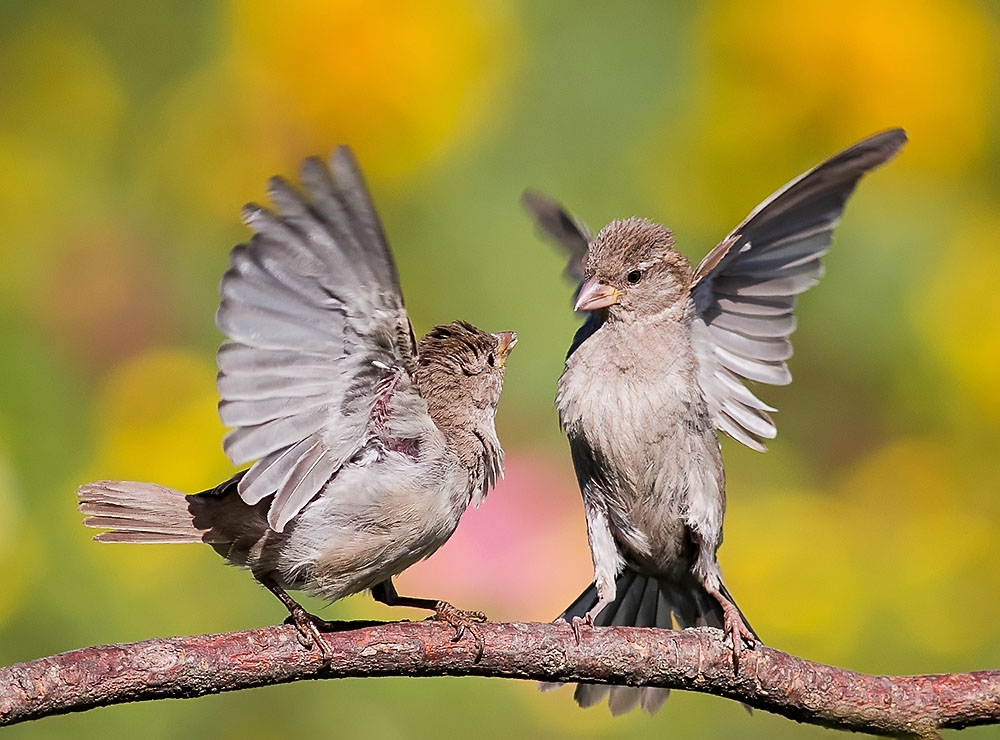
[521, 189, 591, 283]
[689, 129, 907, 451]
[521, 189, 603, 356]
[216, 147, 420, 532]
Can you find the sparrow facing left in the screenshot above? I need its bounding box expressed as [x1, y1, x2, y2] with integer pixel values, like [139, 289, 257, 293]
[525, 129, 907, 713]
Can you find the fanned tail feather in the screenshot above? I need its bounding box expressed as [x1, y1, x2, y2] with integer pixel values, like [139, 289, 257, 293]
[547, 569, 755, 715]
[78, 480, 220, 544]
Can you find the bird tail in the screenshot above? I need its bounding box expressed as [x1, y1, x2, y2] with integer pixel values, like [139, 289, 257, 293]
[543, 569, 755, 715]
[77, 477, 239, 544]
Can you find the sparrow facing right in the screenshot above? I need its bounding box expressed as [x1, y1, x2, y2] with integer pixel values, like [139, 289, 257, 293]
[79, 148, 516, 659]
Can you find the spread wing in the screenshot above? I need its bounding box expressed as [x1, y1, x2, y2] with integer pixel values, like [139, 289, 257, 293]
[520, 189, 603, 356]
[216, 147, 421, 532]
[521, 189, 591, 283]
[689, 129, 907, 451]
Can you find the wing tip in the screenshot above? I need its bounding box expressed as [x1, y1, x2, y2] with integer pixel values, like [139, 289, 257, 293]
[330, 145, 360, 176]
[266, 175, 298, 200]
[876, 127, 908, 150]
[299, 155, 328, 180]
[240, 202, 266, 226]
[520, 187, 551, 213]
[872, 127, 908, 163]
[724, 426, 768, 452]
[847, 127, 908, 170]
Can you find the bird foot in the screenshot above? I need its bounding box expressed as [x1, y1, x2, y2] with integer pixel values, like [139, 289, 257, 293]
[569, 596, 612, 644]
[570, 612, 595, 644]
[703, 582, 756, 673]
[430, 601, 488, 661]
[720, 603, 756, 672]
[283, 607, 333, 663]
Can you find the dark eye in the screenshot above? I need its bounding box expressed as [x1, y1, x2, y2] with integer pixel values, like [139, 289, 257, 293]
[626, 270, 642, 285]
[487, 353, 495, 367]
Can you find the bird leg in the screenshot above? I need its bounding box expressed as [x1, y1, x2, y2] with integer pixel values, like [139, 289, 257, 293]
[371, 579, 488, 660]
[259, 573, 333, 662]
[703, 582, 756, 671]
[572, 501, 619, 642]
[569, 595, 613, 644]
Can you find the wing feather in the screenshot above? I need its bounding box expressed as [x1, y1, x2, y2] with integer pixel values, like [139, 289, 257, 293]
[712, 342, 793, 386]
[217, 147, 425, 531]
[223, 407, 330, 466]
[217, 342, 328, 377]
[690, 129, 906, 450]
[707, 325, 793, 362]
[710, 310, 797, 339]
[239, 437, 316, 505]
[521, 189, 592, 283]
[217, 372, 331, 401]
[218, 393, 329, 427]
[268, 440, 336, 533]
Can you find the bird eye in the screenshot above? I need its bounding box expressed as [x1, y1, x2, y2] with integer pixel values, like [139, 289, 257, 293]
[626, 270, 642, 285]
[487, 353, 495, 367]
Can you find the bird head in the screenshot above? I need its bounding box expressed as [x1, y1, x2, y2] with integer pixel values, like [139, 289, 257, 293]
[416, 321, 516, 414]
[576, 218, 692, 320]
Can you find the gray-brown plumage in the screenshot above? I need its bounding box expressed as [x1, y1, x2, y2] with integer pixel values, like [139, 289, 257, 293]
[79, 148, 516, 657]
[525, 129, 907, 714]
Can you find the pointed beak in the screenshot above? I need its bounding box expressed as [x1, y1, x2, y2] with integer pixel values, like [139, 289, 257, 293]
[574, 277, 620, 312]
[493, 331, 517, 367]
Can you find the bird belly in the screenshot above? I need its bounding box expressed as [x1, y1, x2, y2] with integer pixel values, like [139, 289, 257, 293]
[274, 454, 469, 603]
[559, 330, 725, 579]
[626, 427, 724, 578]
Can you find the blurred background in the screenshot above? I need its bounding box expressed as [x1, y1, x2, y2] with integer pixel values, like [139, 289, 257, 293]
[1, 0, 999, 737]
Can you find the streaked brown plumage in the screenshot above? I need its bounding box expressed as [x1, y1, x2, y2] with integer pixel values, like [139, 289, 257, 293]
[79, 149, 517, 658]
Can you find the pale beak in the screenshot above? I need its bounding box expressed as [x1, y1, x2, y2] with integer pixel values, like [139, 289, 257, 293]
[493, 331, 517, 367]
[574, 277, 620, 311]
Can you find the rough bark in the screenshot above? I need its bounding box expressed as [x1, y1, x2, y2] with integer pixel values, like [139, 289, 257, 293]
[0, 621, 997, 738]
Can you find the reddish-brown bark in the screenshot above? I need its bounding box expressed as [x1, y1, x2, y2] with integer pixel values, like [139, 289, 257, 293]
[0, 621, 997, 737]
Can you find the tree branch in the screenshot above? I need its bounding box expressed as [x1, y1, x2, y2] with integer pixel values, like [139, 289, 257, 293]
[0, 621, 997, 737]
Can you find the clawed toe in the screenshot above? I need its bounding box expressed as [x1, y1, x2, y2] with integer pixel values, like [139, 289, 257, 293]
[721, 608, 756, 673]
[570, 613, 594, 644]
[284, 609, 333, 662]
[703, 582, 757, 674]
[261, 575, 333, 663]
[283, 614, 314, 647]
[432, 601, 488, 661]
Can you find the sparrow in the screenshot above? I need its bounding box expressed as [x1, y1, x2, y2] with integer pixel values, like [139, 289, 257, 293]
[524, 129, 907, 714]
[79, 147, 517, 659]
